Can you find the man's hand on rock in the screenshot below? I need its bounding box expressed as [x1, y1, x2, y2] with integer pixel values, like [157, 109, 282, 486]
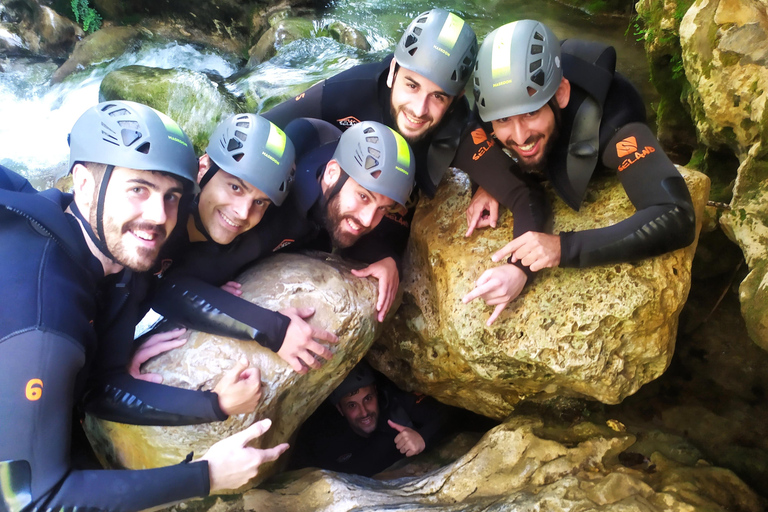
[214, 359, 262, 416]
[462, 264, 528, 326]
[388, 420, 426, 457]
[129, 328, 188, 384]
[465, 186, 500, 237]
[493, 231, 561, 271]
[200, 418, 289, 493]
[351, 257, 399, 322]
[278, 307, 338, 374]
[220, 281, 243, 296]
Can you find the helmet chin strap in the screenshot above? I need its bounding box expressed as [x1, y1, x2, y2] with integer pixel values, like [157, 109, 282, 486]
[191, 160, 218, 242]
[70, 164, 119, 264]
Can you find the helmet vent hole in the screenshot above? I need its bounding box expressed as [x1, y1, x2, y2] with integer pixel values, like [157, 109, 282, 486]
[474, 76, 479, 86]
[463, 56, 472, 66]
[530, 59, 542, 72]
[368, 147, 381, 159]
[234, 130, 247, 141]
[533, 31, 544, 41]
[531, 69, 545, 87]
[369, 170, 382, 179]
[531, 44, 543, 55]
[364, 156, 379, 170]
[451, 70, 458, 81]
[363, 127, 375, 134]
[136, 142, 151, 154]
[121, 129, 142, 146]
[227, 138, 244, 151]
[365, 136, 379, 144]
[480, 98, 486, 107]
[108, 107, 131, 117]
[417, 15, 428, 23]
[527, 86, 537, 97]
[235, 121, 249, 128]
[405, 34, 418, 47]
[408, 48, 417, 56]
[232, 153, 244, 162]
[118, 120, 140, 130]
[278, 182, 286, 192]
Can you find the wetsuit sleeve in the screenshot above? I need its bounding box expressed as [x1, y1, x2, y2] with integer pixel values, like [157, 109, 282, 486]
[391, 389, 454, 448]
[0, 165, 38, 193]
[0, 330, 210, 511]
[83, 284, 229, 426]
[261, 81, 325, 130]
[452, 123, 549, 239]
[559, 122, 696, 267]
[150, 275, 290, 353]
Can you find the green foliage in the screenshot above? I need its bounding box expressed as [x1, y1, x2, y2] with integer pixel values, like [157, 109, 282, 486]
[71, 0, 102, 34]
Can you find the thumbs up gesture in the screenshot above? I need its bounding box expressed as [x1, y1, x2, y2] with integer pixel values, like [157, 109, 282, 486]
[388, 419, 426, 457]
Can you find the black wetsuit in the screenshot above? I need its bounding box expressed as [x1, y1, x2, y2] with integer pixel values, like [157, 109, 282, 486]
[0, 166, 209, 512]
[263, 55, 548, 270]
[456, 41, 696, 268]
[83, 119, 396, 426]
[288, 377, 454, 477]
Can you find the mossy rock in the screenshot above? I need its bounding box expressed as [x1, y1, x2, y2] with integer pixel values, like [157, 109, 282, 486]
[323, 21, 370, 51]
[52, 26, 142, 82]
[247, 17, 314, 66]
[99, 65, 242, 154]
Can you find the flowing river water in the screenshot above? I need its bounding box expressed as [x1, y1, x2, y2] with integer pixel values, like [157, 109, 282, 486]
[0, 0, 647, 189]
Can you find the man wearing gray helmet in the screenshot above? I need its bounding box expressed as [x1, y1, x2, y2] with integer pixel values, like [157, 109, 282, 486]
[114, 117, 415, 396]
[457, 20, 696, 324]
[128, 113, 339, 378]
[0, 101, 288, 512]
[263, 9, 548, 322]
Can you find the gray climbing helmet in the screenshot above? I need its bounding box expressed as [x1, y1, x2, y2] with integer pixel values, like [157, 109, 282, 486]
[205, 113, 296, 206]
[473, 20, 562, 122]
[68, 100, 198, 191]
[329, 361, 377, 405]
[394, 8, 478, 97]
[331, 121, 415, 207]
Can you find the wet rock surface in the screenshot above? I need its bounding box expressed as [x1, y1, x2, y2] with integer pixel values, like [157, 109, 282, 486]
[679, 0, 768, 353]
[99, 64, 241, 153]
[369, 168, 710, 419]
[159, 415, 765, 512]
[84, 252, 381, 487]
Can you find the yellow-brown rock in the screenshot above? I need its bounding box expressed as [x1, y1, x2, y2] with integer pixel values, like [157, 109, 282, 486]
[680, 0, 768, 353]
[161, 415, 763, 512]
[84, 252, 380, 488]
[368, 168, 710, 419]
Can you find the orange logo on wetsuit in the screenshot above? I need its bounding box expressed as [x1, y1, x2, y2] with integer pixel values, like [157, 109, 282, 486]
[295, 93, 305, 101]
[336, 116, 361, 127]
[616, 136, 656, 171]
[616, 136, 638, 158]
[26, 379, 43, 401]
[272, 239, 295, 251]
[471, 128, 495, 161]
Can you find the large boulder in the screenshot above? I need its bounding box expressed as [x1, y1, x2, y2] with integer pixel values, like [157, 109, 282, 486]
[99, 64, 242, 154]
[52, 25, 141, 82]
[247, 17, 314, 66]
[369, 168, 710, 419]
[679, 0, 768, 352]
[84, 252, 381, 487]
[163, 415, 763, 512]
[0, 1, 83, 59]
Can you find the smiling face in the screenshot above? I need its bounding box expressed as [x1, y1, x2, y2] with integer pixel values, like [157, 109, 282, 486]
[490, 77, 571, 173]
[195, 155, 272, 245]
[336, 384, 379, 437]
[387, 59, 455, 145]
[321, 161, 396, 248]
[94, 166, 183, 272]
